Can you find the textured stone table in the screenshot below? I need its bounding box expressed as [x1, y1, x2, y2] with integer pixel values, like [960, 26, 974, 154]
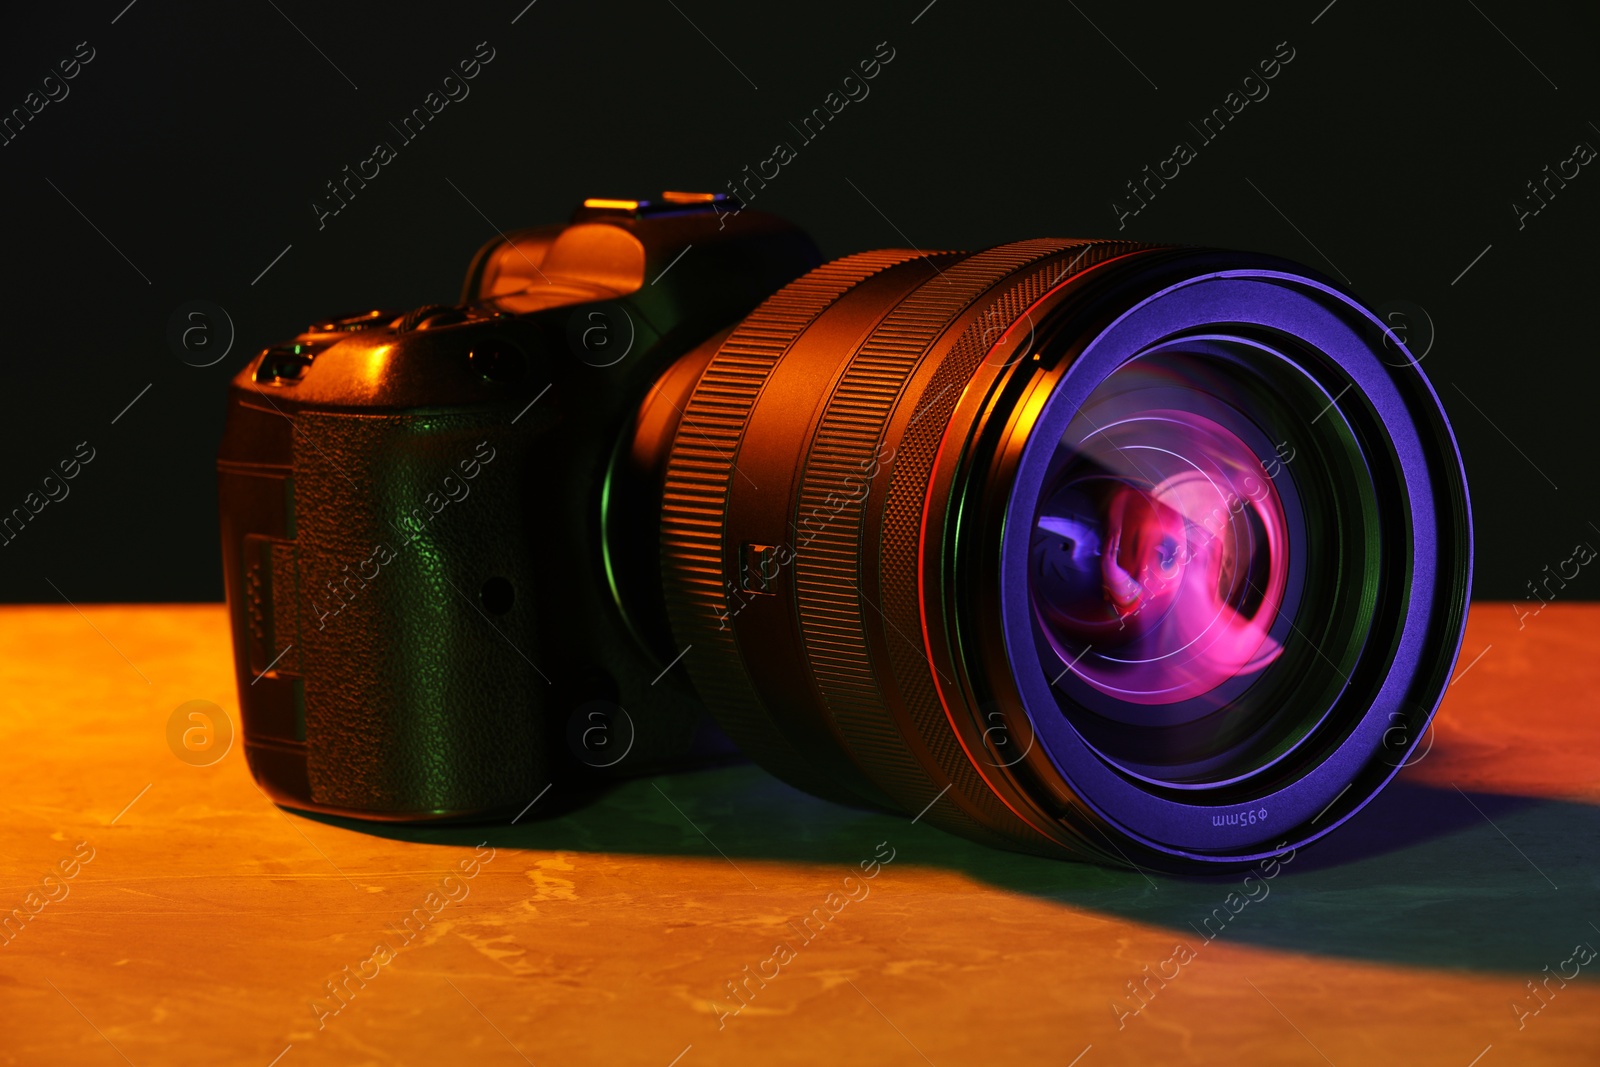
[0, 603, 1595, 1065]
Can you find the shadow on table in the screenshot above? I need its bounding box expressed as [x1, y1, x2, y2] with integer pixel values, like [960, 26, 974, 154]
[301, 756, 1598, 977]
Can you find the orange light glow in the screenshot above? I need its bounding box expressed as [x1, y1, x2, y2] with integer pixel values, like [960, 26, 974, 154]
[364, 344, 392, 381]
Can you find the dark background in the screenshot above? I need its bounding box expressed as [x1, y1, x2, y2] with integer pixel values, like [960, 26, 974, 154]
[1, 0, 1595, 603]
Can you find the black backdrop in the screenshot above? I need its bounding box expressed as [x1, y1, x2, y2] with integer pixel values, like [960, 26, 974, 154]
[1, 0, 1595, 603]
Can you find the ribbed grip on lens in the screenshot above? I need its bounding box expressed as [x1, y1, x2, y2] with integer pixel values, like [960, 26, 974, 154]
[792, 240, 1094, 845]
[868, 240, 1146, 856]
[659, 249, 928, 804]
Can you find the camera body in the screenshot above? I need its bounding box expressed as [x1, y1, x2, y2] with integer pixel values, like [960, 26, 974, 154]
[218, 194, 820, 819]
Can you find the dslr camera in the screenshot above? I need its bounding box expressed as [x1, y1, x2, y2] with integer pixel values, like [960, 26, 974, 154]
[219, 193, 1470, 871]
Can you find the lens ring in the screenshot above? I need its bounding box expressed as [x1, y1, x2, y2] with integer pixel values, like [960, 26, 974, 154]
[988, 268, 1470, 862]
[664, 238, 1153, 859]
[794, 240, 1156, 855]
[659, 249, 931, 807]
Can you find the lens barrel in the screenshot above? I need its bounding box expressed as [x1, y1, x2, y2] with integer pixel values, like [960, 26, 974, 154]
[643, 239, 1470, 871]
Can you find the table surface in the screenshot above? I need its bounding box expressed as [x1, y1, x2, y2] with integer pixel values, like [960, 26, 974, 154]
[0, 602, 1595, 1066]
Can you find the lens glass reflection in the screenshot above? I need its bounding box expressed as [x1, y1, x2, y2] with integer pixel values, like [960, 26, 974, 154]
[1027, 343, 1365, 783]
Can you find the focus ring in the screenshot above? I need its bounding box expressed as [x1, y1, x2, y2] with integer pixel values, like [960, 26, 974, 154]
[876, 240, 1150, 858]
[793, 240, 1087, 844]
[660, 249, 928, 804]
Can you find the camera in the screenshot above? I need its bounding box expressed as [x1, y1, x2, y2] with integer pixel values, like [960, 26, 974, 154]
[219, 194, 1471, 871]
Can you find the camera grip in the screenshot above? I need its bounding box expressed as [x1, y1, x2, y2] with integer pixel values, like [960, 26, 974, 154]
[223, 403, 553, 817]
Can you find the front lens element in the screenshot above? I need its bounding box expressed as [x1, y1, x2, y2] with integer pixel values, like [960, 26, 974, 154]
[1024, 343, 1378, 785]
[1030, 353, 1295, 704]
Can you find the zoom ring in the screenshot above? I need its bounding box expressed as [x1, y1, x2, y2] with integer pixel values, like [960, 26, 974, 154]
[793, 239, 1091, 847]
[873, 240, 1148, 859]
[660, 249, 927, 804]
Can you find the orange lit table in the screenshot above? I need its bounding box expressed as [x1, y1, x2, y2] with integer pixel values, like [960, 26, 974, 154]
[1, 603, 1596, 1066]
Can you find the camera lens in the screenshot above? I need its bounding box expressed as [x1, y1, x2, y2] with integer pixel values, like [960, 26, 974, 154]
[630, 240, 1470, 870]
